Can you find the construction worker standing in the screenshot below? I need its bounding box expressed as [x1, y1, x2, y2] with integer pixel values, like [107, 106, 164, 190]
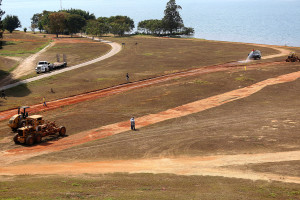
[43, 97, 47, 107]
[1, 90, 6, 99]
[130, 117, 136, 131]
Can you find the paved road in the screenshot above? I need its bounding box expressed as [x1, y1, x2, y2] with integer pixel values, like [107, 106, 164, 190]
[0, 37, 122, 91]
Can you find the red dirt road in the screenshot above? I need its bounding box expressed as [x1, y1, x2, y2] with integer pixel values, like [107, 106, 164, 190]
[1, 40, 299, 184]
[1, 68, 299, 184]
[1, 150, 300, 184]
[0, 61, 285, 122]
[1, 70, 299, 163]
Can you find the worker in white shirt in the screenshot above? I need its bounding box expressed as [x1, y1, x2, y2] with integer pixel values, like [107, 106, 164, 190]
[130, 117, 136, 131]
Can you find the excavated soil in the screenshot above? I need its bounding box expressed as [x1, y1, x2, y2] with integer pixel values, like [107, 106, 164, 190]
[0, 43, 299, 185]
[0, 61, 286, 122]
[0, 69, 299, 184]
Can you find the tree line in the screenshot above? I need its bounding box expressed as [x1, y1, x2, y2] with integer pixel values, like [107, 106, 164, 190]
[0, 0, 194, 39]
[138, 0, 194, 36]
[0, 0, 4, 48]
[30, 9, 135, 38]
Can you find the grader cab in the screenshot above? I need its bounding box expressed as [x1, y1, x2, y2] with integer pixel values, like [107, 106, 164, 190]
[8, 106, 30, 132]
[13, 115, 66, 146]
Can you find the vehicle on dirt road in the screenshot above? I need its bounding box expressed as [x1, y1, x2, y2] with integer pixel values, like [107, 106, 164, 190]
[286, 52, 300, 62]
[248, 50, 262, 60]
[8, 106, 30, 132]
[13, 115, 66, 146]
[35, 61, 67, 74]
[35, 61, 50, 73]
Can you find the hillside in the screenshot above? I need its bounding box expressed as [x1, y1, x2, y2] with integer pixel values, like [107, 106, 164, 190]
[0, 32, 300, 200]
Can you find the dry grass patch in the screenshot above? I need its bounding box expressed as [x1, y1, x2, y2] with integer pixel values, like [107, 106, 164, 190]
[38, 38, 111, 66]
[0, 36, 280, 111]
[0, 31, 50, 58]
[11, 63, 300, 163]
[0, 58, 18, 80]
[0, 173, 300, 200]
[232, 161, 300, 177]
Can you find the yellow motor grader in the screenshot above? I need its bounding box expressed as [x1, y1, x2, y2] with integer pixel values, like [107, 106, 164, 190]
[13, 115, 66, 146]
[8, 106, 30, 132]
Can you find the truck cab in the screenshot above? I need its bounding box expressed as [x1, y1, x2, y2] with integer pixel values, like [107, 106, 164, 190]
[36, 61, 50, 73]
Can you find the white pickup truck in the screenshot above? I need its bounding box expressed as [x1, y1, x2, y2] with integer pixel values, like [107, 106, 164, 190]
[35, 61, 67, 74]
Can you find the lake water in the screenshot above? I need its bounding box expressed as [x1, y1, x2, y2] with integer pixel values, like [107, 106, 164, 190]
[3, 0, 300, 46]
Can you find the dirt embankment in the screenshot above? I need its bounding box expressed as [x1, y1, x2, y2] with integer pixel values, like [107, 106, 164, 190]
[0, 61, 286, 121]
[0, 42, 297, 184]
[0, 70, 299, 184]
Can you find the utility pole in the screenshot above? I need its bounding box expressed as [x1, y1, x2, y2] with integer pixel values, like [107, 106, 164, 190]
[60, 0, 62, 10]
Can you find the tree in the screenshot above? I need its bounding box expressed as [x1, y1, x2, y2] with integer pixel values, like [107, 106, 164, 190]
[162, 0, 183, 35]
[49, 12, 68, 37]
[182, 27, 194, 36]
[62, 9, 95, 21]
[109, 22, 123, 36]
[39, 10, 52, 33]
[0, 0, 4, 48]
[137, 20, 147, 34]
[138, 19, 163, 35]
[0, 0, 4, 31]
[97, 17, 110, 36]
[66, 14, 86, 37]
[85, 20, 100, 38]
[3, 15, 21, 33]
[108, 15, 134, 36]
[31, 13, 41, 33]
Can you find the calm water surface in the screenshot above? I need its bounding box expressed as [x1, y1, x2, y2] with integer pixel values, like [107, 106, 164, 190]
[3, 0, 300, 46]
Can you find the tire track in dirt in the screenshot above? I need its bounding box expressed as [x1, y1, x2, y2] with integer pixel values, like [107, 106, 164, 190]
[255, 44, 291, 60]
[0, 43, 297, 183]
[1, 70, 299, 164]
[0, 41, 290, 117]
[1, 151, 300, 184]
[0, 61, 285, 122]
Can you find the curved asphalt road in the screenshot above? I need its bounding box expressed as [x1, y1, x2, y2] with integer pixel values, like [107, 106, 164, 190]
[0, 37, 122, 90]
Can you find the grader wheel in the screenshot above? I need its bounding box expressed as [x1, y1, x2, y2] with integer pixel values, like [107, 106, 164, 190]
[59, 126, 66, 136]
[26, 136, 34, 146]
[35, 134, 42, 143]
[13, 134, 20, 144]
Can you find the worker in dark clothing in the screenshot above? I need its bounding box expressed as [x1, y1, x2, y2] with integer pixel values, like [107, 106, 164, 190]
[1, 90, 6, 99]
[126, 73, 129, 82]
[130, 117, 136, 131]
